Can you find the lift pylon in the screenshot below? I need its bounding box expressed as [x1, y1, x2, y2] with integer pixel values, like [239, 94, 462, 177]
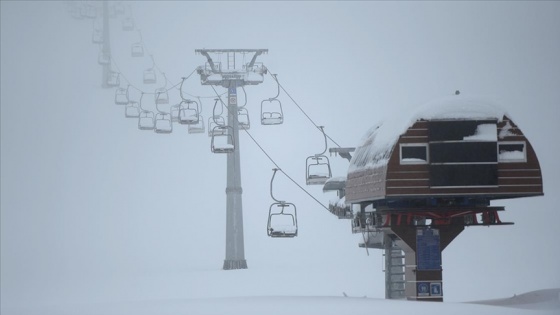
[195, 49, 268, 270]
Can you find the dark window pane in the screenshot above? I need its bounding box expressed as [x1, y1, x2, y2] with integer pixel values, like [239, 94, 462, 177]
[402, 146, 427, 161]
[430, 142, 497, 163]
[430, 164, 498, 187]
[429, 120, 497, 141]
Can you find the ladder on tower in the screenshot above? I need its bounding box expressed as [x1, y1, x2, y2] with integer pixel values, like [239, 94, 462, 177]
[384, 239, 406, 299]
[227, 52, 235, 70]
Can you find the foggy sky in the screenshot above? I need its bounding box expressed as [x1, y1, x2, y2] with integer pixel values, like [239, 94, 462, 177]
[1, 0, 559, 311]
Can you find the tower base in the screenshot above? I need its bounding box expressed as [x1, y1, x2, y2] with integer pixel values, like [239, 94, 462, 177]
[223, 259, 248, 270]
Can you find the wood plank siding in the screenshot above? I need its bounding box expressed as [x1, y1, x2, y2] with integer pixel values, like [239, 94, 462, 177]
[346, 117, 543, 203]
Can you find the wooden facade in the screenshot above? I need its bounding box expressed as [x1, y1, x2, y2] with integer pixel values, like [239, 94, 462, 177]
[346, 116, 543, 206]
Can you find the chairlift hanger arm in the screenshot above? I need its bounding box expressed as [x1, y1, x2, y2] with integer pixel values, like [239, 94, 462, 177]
[269, 74, 280, 100]
[316, 126, 328, 156]
[270, 168, 284, 203]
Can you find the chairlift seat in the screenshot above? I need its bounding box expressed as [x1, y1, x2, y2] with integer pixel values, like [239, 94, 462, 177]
[306, 155, 332, 185]
[92, 31, 103, 44]
[179, 108, 199, 125]
[261, 113, 283, 125]
[238, 107, 250, 130]
[143, 69, 156, 84]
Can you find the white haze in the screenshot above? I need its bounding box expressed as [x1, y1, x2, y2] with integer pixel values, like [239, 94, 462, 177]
[1, 1, 559, 314]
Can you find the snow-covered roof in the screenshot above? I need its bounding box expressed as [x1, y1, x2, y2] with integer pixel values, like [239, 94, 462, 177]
[348, 95, 509, 173]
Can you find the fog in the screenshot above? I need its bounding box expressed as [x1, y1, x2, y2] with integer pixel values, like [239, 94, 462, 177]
[1, 1, 559, 313]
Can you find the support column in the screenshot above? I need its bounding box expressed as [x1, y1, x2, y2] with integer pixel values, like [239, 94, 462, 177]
[101, 1, 111, 88]
[223, 83, 247, 270]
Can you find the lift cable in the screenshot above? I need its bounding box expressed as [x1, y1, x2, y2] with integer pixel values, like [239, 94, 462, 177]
[265, 69, 342, 148]
[210, 85, 330, 212]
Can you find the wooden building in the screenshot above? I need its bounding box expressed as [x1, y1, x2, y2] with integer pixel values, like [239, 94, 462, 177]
[342, 96, 544, 301]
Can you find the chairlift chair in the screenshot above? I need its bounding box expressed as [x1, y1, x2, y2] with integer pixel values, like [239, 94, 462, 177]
[261, 99, 283, 125]
[138, 110, 155, 130]
[114, 2, 125, 15]
[125, 101, 141, 118]
[84, 4, 97, 19]
[305, 126, 332, 185]
[154, 113, 172, 134]
[154, 88, 169, 105]
[114, 87, 129, 105]
[208, 116, 226, 136]
[238, 107, 250, 130]
[92, 29, 103, 44]
[211, 126, 234, 153]
[143, 68, 156, 84]
[178, 101, 200, 125]
[97, 51, 110, 65]
[131, 43, 144, 57]
[267, 203, 298, 238]
[305, 155, 332, 185]
[170, 103, 183, 123]
[106, 71, 120, 87]
[122, 17, 134, 31]
[267, 168, 298, 238]
[188, 115, 205, 134]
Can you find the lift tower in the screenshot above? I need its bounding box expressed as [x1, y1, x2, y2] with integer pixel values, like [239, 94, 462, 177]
[195, 49, 268, 270]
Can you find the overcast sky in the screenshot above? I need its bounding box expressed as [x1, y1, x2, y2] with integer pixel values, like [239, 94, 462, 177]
[1, 0, 559, 311]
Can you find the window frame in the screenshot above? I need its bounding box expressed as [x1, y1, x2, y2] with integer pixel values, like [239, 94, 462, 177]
[497, 141, 527, 163]
[400, 143, 429, 165]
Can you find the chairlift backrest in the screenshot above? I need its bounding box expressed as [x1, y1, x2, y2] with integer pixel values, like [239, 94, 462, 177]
[208, 116, 226, 136]
[131, 43, 144, 57]
[92, 29, 103, 44]
[170, 103, 183, 122]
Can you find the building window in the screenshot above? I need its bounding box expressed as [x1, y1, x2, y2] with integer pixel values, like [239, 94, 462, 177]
[498, 141, 526, 163]
[400, 144, 428, 164]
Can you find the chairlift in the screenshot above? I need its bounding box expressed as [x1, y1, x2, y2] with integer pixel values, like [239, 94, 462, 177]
[178, 100, 200, 125]
[92, 29, 103, 44]
[144, 55, 158, 84]
[107, 71, 120, 87]
[211, 126, 234, 153]
[267, 168, 298, 238]
[114, 2, 125, 15]
[125, 101, 141, 118]
[115, 85, 129, 105]
[137, 93, 155, 130]
[155, 89, 169, 104]
[154, 112, 172, 134]
[188, 115, 205, 134]
[143, 68, 156, 84]
[261, 74, 283, 125]
[122, 17, 134, 31]
[84, 4, 97, 19]
[208, 115, 226, 136]
[138, 111, 155, 130]
[131, 43, 144, 57]
[238, 107, 250, 130]
[305, 126, 332, 185]
[170, 103, 183, 123]
[97, 51, 110, 65]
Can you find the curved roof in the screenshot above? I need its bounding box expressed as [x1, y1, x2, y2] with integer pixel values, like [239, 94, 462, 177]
[348, 95, 509, 173]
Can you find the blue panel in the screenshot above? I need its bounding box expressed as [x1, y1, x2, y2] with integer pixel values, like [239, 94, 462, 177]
[416, 228, 441, 271]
